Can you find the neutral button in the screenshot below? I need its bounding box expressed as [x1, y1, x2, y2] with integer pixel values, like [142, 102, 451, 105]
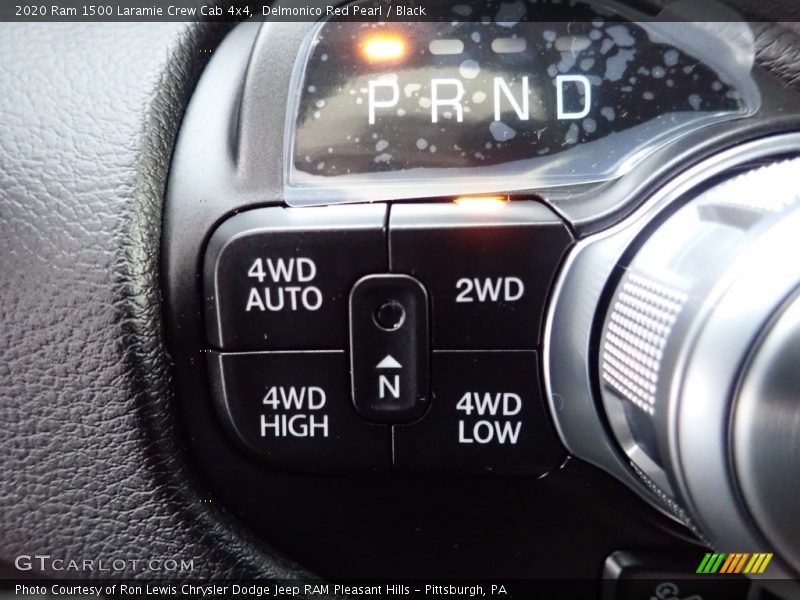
[204, 205, 386, 351]
[393, 351, 564, 474]
[389, 201, 572, 349]
[350, 274, 430, 424]
[208, 351, 391, 473]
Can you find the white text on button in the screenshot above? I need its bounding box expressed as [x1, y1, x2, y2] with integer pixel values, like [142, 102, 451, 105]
[455, 277, 525, 303]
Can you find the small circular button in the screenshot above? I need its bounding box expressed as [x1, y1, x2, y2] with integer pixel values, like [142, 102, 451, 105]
[374, 300, 406, 331]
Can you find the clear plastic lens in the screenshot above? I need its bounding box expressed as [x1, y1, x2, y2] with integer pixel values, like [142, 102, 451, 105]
[284, 3, 759, 205]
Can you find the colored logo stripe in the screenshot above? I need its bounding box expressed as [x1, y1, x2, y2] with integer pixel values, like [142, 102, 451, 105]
[720, 553, 750, 573]
[744, 553, 773, 574]
[697, 553, 726, 573]
[733, 553, 750, 573]
[719, 553, 736, 573]
[698, 552, 773, 574]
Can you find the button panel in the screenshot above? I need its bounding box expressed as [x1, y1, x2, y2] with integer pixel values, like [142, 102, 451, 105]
[204, 202, 570, 475]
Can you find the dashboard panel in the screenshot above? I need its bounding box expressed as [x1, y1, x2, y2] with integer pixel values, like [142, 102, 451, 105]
[1, 0, 800, 596]
[162, 5, 800, 589]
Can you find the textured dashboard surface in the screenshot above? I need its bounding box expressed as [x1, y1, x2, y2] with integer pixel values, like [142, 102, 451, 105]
[0, 12, 799, 581]
[0, 23, 303, 579]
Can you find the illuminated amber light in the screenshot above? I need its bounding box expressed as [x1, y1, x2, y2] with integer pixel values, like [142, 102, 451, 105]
[360, 33, 408, 63]
[453, 196, 508, 210]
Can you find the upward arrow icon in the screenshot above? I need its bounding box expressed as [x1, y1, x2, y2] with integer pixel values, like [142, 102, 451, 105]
[375, 355, 402, 369]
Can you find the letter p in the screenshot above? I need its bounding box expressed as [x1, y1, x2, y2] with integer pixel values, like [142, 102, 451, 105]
[368, 78, 399, 125]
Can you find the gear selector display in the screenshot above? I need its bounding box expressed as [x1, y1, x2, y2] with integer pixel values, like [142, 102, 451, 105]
[284, 2, 759, 204]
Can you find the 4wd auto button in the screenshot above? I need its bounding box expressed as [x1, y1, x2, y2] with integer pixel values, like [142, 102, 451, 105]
[389, 201, 572, 350]
[205, 205, 386, 350]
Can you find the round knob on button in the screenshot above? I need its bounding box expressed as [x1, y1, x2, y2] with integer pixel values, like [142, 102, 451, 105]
[598, 158, 800, 576]
[374, 300, 406, 331]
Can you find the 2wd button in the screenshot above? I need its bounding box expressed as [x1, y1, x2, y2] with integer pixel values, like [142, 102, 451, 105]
[208, 351, 391, 473]
[205, 205, 386, 351]
[393, 351, 564, 474]
[389, 201, 571, 349]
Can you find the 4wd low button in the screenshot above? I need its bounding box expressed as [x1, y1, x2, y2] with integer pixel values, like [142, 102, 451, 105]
[205, 205, 386, 351]
[393, 352, 564, 474]
[390, 201, 572, 349]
